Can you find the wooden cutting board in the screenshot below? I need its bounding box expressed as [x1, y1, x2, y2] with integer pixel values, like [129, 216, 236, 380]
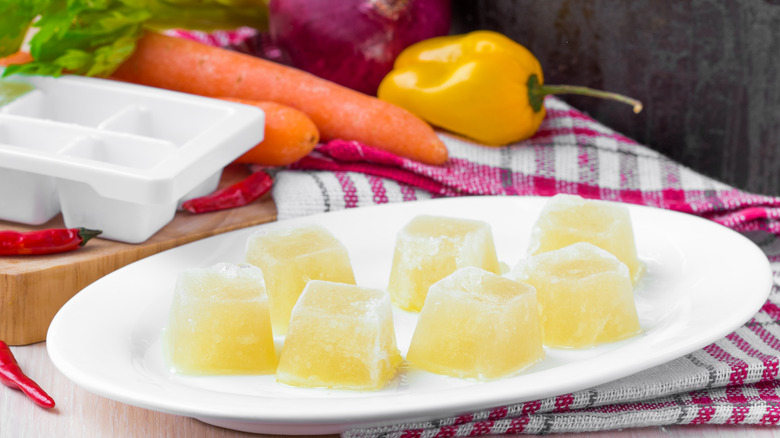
[0, 165, 277, 345]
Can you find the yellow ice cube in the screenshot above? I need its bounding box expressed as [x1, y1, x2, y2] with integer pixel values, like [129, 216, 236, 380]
[527, 194, 645, 284]
[245, 224, 356, 336]
[406, 267, 544, 381]
[164, 263, 276, 375]
[517, 242, 642, 348]
[276, 281, 402, 390]
[387, 215, 501, 312]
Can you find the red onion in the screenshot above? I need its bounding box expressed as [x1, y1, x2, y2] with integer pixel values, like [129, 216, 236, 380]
[268, 0, 451, 96]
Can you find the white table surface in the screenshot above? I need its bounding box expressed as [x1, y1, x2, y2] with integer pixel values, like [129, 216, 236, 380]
[3, 343, 780, 438]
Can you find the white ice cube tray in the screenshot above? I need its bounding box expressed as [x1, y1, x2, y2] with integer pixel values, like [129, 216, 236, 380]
[0, 74, 265, 243]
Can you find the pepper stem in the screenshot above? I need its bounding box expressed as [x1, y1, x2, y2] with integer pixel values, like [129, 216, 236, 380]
[77, 228, 102, 246]
[527, 74, 642, 114]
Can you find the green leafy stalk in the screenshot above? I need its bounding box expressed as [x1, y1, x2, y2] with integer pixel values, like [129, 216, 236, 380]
[0, 0, 49, 57]
[0, 0, 268, 78]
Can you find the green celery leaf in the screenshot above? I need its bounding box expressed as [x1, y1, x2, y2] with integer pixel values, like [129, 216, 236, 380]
[27, 0, 149, 75]
[4, 0, 268, 78]
[3, 60, 65, 77]
[85, 34, 139, 76]
[29, 3, 79, 60]
[53, 49, 93, 72]
[0, 0, 53, 57]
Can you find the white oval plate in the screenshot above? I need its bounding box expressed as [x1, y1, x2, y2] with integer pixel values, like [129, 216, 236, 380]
[47, 196, 772, 435]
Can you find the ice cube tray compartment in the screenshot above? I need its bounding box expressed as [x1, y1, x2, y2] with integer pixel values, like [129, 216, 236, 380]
[0, 74, 265, 243]
[2, 76, 225, 144]
[58, 134, 175, 170]
[0, 167, 59, 225]
[96, 104, 216, 144]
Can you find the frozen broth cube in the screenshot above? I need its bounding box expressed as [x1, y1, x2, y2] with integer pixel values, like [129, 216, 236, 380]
[245, 224, 355, 336]
[164, 263, 276, 375]
[517, 242, 641, 348]
[406, 267, 544, 381]
[276, 281, 402, 390]
[387, 215, 501, 312]
[527, 194, 645, 284]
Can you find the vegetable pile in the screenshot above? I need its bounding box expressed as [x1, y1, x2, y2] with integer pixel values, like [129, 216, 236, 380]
[1, 1, 449, 169]
[0, 1, 451, 218]
[0, 3, 641, 218]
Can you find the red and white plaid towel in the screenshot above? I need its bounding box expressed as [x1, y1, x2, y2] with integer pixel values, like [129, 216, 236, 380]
[269, 97, 780, 436]
[278, 97, 780, 236]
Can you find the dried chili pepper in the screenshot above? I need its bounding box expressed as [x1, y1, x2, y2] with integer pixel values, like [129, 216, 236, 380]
[182, 169, 274, 214]
[0, 227, 102, 256]
[0, 341, 55, 408]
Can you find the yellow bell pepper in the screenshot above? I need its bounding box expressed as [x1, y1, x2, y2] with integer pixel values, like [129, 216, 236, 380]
[378, 30, 642, 146]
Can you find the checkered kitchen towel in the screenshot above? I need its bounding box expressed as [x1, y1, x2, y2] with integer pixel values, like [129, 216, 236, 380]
[268, 97, 780, 436]
[277, 98, 780, 236]
[172, 28, 780, 435]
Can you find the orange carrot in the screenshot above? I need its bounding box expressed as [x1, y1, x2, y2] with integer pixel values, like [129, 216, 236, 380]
[112, 32, 448, 165]
[0, 51, 33, 67]
[219, 97, 320, 166]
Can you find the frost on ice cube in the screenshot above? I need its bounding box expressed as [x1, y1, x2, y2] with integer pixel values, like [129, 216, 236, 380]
[164, 262, 277, 375]
[387, 215, 501, 312]
[276, 281, 402, 390]
[517, 242, 641, 348]
[406, 267, 544, 381]
[527, 194, 645, 284]
[245, 224, 355, 336]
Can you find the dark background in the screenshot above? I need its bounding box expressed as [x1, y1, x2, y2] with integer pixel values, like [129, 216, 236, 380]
[451, 0, 780, 196]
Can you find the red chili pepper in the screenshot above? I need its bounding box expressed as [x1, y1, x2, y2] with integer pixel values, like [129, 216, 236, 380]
[0, 227, 102, 256]
[182, 170, 274, 214]
[0, 341, 55, 409]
